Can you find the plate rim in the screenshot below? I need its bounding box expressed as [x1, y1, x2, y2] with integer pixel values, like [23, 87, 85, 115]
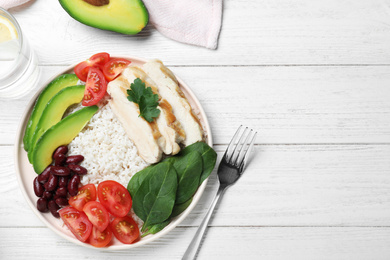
[14, 55, 213, 250]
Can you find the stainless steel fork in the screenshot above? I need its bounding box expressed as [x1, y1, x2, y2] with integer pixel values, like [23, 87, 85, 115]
[182, 126, 257, 260]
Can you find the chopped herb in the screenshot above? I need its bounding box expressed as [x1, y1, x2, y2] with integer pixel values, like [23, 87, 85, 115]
[127, 78, 160, 122]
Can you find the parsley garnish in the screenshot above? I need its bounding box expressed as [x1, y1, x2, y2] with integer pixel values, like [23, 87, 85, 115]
[127, 78, 161, 122]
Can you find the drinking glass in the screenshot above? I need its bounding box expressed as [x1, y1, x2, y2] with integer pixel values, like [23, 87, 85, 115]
[0, 7, 39, 98]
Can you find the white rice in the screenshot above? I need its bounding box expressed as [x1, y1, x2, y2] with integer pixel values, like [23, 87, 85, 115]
[68, 104, 149, 188]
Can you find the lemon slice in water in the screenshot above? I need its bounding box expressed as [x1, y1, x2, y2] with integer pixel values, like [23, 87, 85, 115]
[0, 15, 18, 43]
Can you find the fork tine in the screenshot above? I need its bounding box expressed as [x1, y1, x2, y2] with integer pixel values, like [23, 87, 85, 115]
[230, 127, 249, 164]
[224, 125, 242, 162]
[238, 131, 257, 171]
[234, 129, 253, 166]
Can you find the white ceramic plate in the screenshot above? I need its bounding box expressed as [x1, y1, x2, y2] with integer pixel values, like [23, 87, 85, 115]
[14, 56, 213, 250]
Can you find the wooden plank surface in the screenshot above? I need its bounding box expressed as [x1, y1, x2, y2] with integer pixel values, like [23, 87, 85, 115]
[1, 227, 390, 260]
[2, 65, 390, 145]
[10, 0, 390, 66]
[3, 144, 390, 227]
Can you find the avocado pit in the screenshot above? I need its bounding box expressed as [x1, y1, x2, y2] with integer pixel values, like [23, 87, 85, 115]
[83, 0, 109, 6]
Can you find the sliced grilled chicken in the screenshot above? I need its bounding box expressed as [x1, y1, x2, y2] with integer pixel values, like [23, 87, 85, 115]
[122, 67, 185, 155]
[107, 75, 162, 164]
[142, 60, 203, 146]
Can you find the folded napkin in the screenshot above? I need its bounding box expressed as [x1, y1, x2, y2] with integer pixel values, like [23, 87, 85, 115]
[1, 0, 223, 49]
[143, 0, 222, 49]
[0, 0, 30, 10]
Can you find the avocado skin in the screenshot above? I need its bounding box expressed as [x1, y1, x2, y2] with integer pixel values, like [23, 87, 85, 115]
[28, 85, 85, 163]
[23, 74, 79, 152]
[59, 0, 149, 35]
[32, 106, 98, 174]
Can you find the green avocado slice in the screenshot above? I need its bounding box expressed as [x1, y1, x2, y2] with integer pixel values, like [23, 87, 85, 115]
[23, 74, 79, 152]
[28, 85, 85, 163]
[32, 105, 98, 174]
[59, 0, 149, 35]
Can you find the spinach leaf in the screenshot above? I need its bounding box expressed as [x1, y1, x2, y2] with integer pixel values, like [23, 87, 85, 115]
[171, 197, 193, 218]
[129, 142, 217, 236]
[141, 220, 170, 237]
[132, 161, 178, 231]
[141, 197, 194, 237]
[127, 164, 155, 197]
[173, 151, 203, 204]
[179, 142, 217, 184]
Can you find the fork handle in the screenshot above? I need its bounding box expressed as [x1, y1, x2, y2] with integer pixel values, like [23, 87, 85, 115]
[182, 185, 226, 260]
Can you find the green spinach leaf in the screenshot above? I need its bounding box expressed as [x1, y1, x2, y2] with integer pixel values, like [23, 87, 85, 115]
[173, 151, 203, 204]
[127, 164, 155, 197]
[128, 142, 217, 236]
[132, 161, 178, 231]
[141, 197, 194, 237]
[171, 197, 193, 218]
[141, 220, 170, 237]
[172, 142, 217, 184]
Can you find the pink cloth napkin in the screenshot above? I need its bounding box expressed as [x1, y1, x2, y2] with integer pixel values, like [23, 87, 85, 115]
[0, 0, 29, 10]
[1, 0, 223, 49]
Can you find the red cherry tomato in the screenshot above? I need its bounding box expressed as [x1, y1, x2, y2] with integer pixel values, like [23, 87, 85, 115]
[111, 216, 140, 244]
[83, 201, 110, 232]
[59, 207, 93, 243]
[89, 225, 113, 248]
[102, 58, 131, 81]
[74, 62, 90, 82]
[69, 184, 96, 211]
[97, 180, 132, 217]
[74, 52, 110, 81]
[82, 67, 107, 106]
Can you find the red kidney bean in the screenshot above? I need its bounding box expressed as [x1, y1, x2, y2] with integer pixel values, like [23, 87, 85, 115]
[44, 174, 58, 191]
[37, 198, 48, 212]
[38, 166, 52, 184]
[53, 145, 68, 159]
[42, 191, 52, 200]
[55, 197, 69, 207]
[55, 187, 67, 197]
[50, 166, 70, 176]
[68, 174, 80, 196]
[53, 194, 63, 201]
[58, 176, 68, 187]
[48, 200, 60, 218]
[54, 153, 66, 166]
[66, 155, 84, 165]
[68, 164, 87, 175]
[33, 177, 44, 197]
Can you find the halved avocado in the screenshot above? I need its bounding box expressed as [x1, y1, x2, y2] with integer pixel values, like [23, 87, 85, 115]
[59, 0, 149, 35]
[32, 106, 98, 174]
[28, 85, 85, 162]
[23, 74, 79, 152]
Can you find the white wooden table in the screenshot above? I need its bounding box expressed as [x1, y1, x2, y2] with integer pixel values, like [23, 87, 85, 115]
[2, 0, 390, 259]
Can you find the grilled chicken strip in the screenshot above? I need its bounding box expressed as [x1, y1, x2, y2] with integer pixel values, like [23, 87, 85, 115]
[143, 60, 203, 146]
[122, 67, 185, 155]
[107, 74, 162, 164]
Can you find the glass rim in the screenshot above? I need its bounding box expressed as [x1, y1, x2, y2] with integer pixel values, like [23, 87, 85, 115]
[0, 7, 24, 48]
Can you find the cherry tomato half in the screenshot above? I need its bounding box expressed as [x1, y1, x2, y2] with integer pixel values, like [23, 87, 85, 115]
[74, 52, 110, 82]
[83, 201, 110, 232]
[82, 67, 107, 106]
[89, 225, 113, 248]
[102, 58, 131, 81]
[97, 180, 132, 217]
[69, 184, 97, 211]
[59, 207, 93, 243]
[111, 216, 140, 244]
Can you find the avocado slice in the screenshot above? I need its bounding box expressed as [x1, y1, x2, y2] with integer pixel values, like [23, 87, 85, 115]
[59, 0, 149, 35]
[32, 106, 98, 174]
[23, 74, 79, 152]
[28, 85, 85, 163]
